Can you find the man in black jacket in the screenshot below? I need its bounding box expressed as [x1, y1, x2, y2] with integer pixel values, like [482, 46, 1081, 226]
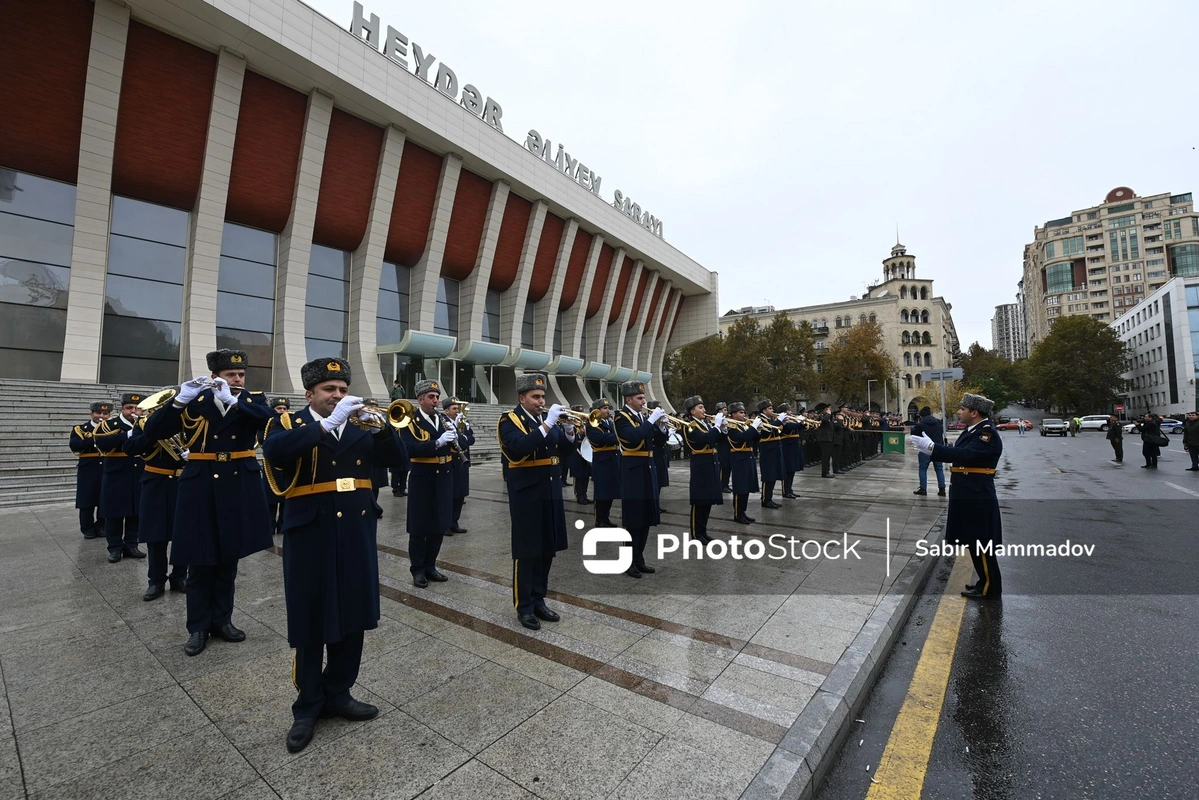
[1182, 411, 1199, 471]
[1106, 415, 1124, 464]
[815, 404, 835, 478]
[911, 406, 945, 496]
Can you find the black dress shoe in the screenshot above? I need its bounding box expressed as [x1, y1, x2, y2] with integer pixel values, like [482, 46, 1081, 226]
[913, 489, 927, 496]
[961, 589, 999, 599]
[143, 583, 164, 601]
[375, 507, 384, 519]
[721, 486, 732, 493]
[695, 533, 713, 544]
[426, 569, 449, 582]
[761, 500, 782, 509]
[577, 497, 593, 505]
[123, 546, 147, 559]
[937, 489, 946, 496]
[168, 575, 186, 592]
[184, 631, 208, 656]
[449, 525, 467, 533]
[625, 566, 642, 579]
[286, 718, 316, 753]
[321, 697, 378, 721]
[964, 582, 977, 592]
[598, 520, 617, 528]
[822, 474, 834, 479]
[519, 613, 541, 630]
[392, 490, 406, 497]
[636, 563, 656, 574]
[107, 551, 122, 563]
[658, 507, 668, 515]
[533, 605, 560, 622]
[213, 623, 246, 642]
[83, 530, 99, 540]
[412, 573, 429, 588]
[734, 516, 753, 524]
[783, 492, 799, 499]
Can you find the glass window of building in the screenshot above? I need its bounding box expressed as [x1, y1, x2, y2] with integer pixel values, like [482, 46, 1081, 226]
[1044, 241, 1055, 260]
[1170, 244, 1199, 278]
[433, 276, 459, 338]
[0, 168, 76, 379]
[1046, 262, 1074, 293]
[377, 261, 411, 347]
[482, 289, 500, 343]
[521, 300, 535, 349]
[217, 222, 276, 390]
[305, 244, 350, 359]
[100, 196, 188, 385]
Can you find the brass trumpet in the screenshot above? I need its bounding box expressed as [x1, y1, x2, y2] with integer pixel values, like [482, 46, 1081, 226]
[351, 398, 415, 430]
[557, 409, 594, 427]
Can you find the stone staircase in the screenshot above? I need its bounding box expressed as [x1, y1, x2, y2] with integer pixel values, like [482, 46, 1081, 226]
[0, 378, 508, 508]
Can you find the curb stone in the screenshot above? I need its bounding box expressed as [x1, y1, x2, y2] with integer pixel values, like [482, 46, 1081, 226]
[741, 514, 947, 800]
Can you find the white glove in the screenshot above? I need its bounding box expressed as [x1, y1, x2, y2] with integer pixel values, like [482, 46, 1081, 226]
[777, 412, 788, 423]
[714, 412, 725, 428]
[436, 429, 458, 446]
[909, 433, 934, 455]
[751, 417, 763, 430]
[545, 404, 564, 426]
[176, 376, 209, 405]
[179, 449, 190, 461]
[212, 377, 236, 406]
[321, 395, 363, 431]
[648, 407, 666, 424]
[562, 423, 575, 434]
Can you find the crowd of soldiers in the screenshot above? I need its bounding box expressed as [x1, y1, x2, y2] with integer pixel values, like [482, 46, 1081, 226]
[69, 354, 900, 753]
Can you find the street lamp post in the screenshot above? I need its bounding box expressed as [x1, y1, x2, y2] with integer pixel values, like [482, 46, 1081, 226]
[867, 379, 878, 412]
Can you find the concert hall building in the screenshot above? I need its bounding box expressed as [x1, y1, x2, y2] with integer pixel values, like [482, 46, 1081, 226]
[0, 0, 718, 404]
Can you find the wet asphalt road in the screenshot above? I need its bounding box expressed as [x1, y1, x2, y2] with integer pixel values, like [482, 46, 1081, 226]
[815, 411, 1199, 800]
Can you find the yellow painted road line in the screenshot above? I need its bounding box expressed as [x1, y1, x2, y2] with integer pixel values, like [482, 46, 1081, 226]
[865, 556, 973, 800]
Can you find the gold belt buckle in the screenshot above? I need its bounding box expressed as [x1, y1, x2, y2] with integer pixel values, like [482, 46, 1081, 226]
[216, 452, 229, 462]
[550, 456, 560, 465]
[336, 478, 356, 492]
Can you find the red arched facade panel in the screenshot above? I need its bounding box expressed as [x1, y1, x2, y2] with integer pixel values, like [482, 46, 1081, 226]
[225, 71, 307, 232]
[111, 22, 217, 210]
[558, 230, 593, 311]
[441, 169, 492, 281]
[385, 141, 442, 266]
[488, 193, 533, 292]
[642, 279, 666, 333]
[607, 255, 635, 325]
[0, 0, 92, 183]
[312, 108, 383, 251]
[626, 269, 651, 330]
[584, 243, 616, 319]
[526, 212, 565, 303]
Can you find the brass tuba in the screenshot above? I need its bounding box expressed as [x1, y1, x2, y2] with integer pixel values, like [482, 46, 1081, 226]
[136, 388, 189, 460]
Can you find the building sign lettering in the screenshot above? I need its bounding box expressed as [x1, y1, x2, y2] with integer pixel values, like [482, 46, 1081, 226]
[524, 130, 601, 196]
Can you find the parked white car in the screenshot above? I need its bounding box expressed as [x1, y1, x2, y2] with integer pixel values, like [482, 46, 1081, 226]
[1078, 415, 1113, 431]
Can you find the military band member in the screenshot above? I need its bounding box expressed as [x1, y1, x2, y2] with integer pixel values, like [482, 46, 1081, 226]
[400, 379, 458, 588]
[756, 399, 784, 509]
[585, 398, 619, 526]
[567, 405, 592, 504]
[261, 357, 400, 753]
[714, 401, 732, 493]
[682, 396, 723, 544]
[911, 393, 1003, 599]
[778, 403, 803, 499]
[124, 415, 187, 600]
[833, 404, 850, 473]
[497, 373, 570, 629]
[615, 380, 668, 577]
[266, 397, 291, 535]
[71, 401, 110, 539]
[94, 394, 146, 562]
[727, 403, 761, 523]
[647, 400, 670, 514]
[144, 349, 274, 656]
[815, 403, 835, 478]
[442, 397, 474, 534]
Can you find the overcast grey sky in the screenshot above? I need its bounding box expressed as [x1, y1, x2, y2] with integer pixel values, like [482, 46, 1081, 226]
[303, 0, 1197, 351]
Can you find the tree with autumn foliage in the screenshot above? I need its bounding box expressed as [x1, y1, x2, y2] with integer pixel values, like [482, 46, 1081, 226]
[1023, 315, 1126, 414]
[820, 320, 899, 408]
[663, 312, 819, 407]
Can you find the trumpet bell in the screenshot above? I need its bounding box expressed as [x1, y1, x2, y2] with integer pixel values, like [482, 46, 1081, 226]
[387, 398, 415, 430]
[137, 388, 177, 414]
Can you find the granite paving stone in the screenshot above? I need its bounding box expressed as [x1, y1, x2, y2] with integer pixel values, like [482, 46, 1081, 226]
[607, 737, 760, 800]
[413, 758, 534, 799]
[478, 695, 661, 800]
